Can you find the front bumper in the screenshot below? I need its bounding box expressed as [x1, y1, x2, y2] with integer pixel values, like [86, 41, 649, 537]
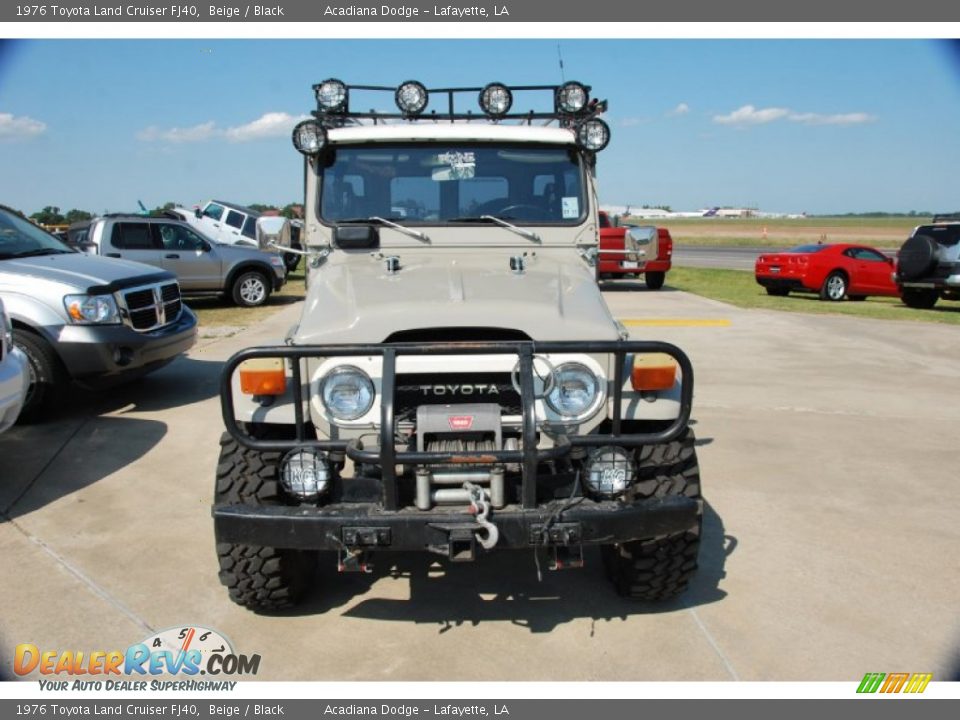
[213, 495, 701, 551]
[55, 306, 198, 380]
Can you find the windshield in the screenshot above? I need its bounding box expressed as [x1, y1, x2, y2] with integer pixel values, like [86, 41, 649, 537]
[0, 208, 74, 260]
[319, 143, 586, 225]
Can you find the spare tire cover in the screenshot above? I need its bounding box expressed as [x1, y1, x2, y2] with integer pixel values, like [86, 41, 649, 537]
[897, 235, 938, 280]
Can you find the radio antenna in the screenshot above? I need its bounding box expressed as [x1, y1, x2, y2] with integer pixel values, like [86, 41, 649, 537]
[557, 43, 566, 82]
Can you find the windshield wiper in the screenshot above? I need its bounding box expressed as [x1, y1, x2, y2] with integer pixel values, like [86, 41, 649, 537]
[337, 216, 430, 243]
[450, 215, 541, 243]
[9, 248, 73, 258]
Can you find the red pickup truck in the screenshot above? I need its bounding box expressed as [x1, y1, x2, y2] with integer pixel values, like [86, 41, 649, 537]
[597, 210, 673, 289]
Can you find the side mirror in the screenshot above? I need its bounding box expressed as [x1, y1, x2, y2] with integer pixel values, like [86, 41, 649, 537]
[194, 207, 202, 219]
[255, 217, 291, 252]
[201, 239, 212, 252]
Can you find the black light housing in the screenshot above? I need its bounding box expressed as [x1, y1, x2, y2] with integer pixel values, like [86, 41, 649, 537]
[576, 118, 610, 152]
[556, 81, 589, 114]
[292, 120, 327, 156]
[478, 82, 513, 118]
[315, 78, 348, 113]
[395, 80, 429, 116]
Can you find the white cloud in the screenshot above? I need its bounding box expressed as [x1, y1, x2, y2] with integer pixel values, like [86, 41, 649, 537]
[224, 112, 309, 142]
[0, 112, 47, 140]
[137, 121, 217, 143]
[137, 112, 308, 144]
[668, 102, 690, 116]
[787, 112, 875, 126]
[713, 105, 791, 125]
[713, 104, 876, 127]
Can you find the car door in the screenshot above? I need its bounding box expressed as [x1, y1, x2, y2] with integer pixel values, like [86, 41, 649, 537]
[153, 223, 222, 291]
[197, 202, 228, 243]
[849, 247, 893, 294]
[107, 222, 164, 269]
[221, 210, 247, 245]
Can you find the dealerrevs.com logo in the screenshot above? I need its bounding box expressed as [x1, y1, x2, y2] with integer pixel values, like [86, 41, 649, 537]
[857, 672, 932, 694]
[15, 626, 259, 691]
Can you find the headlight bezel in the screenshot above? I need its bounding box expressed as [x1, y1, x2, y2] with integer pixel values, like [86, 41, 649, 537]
[63, 293, 121, 325]
[319, 365, 376, 421]
[292, 119, 327, 156]
[545, 361, 605, 421]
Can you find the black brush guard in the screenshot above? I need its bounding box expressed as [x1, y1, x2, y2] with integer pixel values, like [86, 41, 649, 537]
[220, 340, 693, 512]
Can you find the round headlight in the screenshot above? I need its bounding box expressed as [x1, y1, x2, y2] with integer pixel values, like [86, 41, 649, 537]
[584, 446, 635, 497]
[292, 120, 326, 156]
[577, 118, 611, 152]
[315, 78, 348, 112]
[546, 362, 602, 419]
[320, 366, 375, 421]
[280, 448, 331, 501]
[556, 81, 589, 114]
[479, 83, 513, 118]
[395, 80, 429, 116]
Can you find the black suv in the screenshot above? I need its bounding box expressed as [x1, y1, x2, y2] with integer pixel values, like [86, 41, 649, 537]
[895, 216, 960, 309]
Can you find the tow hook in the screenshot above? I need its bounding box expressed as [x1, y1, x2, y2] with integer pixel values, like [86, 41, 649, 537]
[328, 532, 373, 573]
[465, 481, 499, 551]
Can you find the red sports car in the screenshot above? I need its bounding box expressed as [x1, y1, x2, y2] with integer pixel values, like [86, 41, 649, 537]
[755, 243, 899, 301]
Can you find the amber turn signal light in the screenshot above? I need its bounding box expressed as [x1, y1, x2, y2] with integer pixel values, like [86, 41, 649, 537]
[239, 358, 287, 396]
[631, 353, 678, 391]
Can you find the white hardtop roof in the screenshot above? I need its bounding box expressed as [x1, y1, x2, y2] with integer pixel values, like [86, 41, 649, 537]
[327, 123, 577, 145]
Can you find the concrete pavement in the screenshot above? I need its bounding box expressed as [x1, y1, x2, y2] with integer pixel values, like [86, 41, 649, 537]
[1, 291, 957, 682]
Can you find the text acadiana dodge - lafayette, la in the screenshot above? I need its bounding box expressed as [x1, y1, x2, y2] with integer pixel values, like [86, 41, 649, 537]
[324, 5, 510, 17]
[324, 706, 508, 716]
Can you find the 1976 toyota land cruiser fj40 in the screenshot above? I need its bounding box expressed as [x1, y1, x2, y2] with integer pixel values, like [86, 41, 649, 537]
[213, 80, 702, 611]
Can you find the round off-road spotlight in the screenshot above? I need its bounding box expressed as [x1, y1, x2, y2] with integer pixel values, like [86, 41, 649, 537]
[280, 448, 331, 502]
[576, 118, 611, 152]
[583, 446, 635, 497]
[556, 81, 589, 114]
[315, 78, 348, 112]
[292, 120, 327, 156]
[479, 83, 513, 118]
[395, 80, 429, 116]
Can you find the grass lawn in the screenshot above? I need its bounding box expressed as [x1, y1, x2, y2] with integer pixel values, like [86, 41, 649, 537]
[667, 267, 960, 325]
[185, 261, 306, 330]
[645, 216, 921, 249]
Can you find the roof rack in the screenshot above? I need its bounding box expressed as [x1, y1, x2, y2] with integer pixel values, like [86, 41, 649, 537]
[931, 212, 960, 223]
[309, 79, 607, 128]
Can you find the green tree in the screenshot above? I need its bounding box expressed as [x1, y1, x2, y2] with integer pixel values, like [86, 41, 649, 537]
[29, 206, 65, 225]
[281, 203, 303, 219]
[149, 201, 177, 217]
[64, 209, 93, 224]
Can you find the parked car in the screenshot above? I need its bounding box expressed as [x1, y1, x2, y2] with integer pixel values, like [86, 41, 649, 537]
[895, 218, 960, 309]
[167, 201, 303, 272]
[84, 215, 287, 307]
[754, 243, 899, 301]
[0, 296, 29, 432]
[0, 204, 198, 421]
[597, 211, 672, 289]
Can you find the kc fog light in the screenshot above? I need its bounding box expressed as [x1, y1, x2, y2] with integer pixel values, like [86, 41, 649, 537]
[584, 446, 635, 496]
[280, 449, 331, 501]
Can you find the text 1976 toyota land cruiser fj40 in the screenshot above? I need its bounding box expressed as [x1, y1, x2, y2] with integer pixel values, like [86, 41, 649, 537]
[213, 80, 702, 611]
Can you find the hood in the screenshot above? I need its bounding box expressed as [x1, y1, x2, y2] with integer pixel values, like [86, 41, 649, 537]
[297, 251, 620, 343]
[0, 253, 172, 292]
[215, 243, 275, 261]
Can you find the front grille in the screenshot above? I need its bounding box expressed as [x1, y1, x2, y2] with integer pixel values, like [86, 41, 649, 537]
[120, 281, 182, 332]
[395, 372, 522, 419]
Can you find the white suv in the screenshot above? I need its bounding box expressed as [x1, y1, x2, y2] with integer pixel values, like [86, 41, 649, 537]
[0, 296, 29, 433]
[170, 200, 259, 247]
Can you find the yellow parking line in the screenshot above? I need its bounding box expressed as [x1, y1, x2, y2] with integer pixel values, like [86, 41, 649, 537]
[620, 318, 732, 327]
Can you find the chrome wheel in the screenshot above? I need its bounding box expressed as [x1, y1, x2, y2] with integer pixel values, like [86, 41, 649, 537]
[823, 273, 847, 301]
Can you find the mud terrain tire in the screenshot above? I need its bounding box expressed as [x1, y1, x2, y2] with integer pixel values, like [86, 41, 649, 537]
[214, 433, 313, 611]
[602, 428, 702, 601]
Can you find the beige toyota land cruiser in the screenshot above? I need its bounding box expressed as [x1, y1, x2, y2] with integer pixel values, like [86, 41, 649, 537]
[212, 80, 703, 612]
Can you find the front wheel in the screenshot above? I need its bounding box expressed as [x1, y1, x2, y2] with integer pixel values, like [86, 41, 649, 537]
[901, 288, 939, 309]
[12, 330, 66, 423]
[231, 271, 271, 307]
[214, 434, 314, 611]
[819, 271, 847, 301]
[602, 429, 702, 601]
[645, 271, 666, 290]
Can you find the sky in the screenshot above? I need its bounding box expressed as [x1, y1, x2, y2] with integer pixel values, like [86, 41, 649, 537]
[1, 38, 959, 216]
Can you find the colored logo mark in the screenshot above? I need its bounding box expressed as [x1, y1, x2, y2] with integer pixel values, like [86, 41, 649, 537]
[857, 672, 932, 694]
